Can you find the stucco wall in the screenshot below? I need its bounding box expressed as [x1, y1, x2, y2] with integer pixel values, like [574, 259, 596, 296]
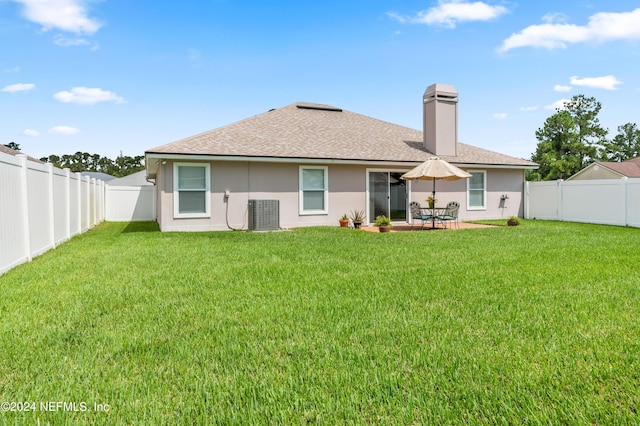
[155, 160, 525, 231]
[407, 168, 524, 221]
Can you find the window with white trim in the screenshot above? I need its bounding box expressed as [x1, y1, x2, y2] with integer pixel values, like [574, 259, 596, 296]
[173, 163, 211, 218]
[299, 166, 328, 215]
[467, 170, 486, 210]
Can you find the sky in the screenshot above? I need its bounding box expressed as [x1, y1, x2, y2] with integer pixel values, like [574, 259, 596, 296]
[1, 0, 639, 161]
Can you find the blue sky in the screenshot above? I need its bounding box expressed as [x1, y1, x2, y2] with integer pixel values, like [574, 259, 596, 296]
[1, 0, 639, 161]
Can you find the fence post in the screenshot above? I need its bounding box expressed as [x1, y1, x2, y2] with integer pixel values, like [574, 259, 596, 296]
[47, 163, 55, 249]
[623, 177, 628, 226]
[76, 172, 82, 235]
[524, 181, 530, 219]
[557, 179, 564, 221]
[17, 155, 31, 262]
[86, 176, 91, 231]
[100, 180, 105, 222]
[64, 168, 71, 241]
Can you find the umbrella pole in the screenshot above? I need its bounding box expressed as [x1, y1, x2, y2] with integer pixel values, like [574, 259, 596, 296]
[432, 178, 436, 229]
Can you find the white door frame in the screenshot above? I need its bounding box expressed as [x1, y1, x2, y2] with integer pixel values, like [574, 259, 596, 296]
[365, 168, 411, 225]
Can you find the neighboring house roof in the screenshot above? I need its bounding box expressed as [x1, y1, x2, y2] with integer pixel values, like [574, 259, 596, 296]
[599, 157, 640, 178]
[569, 157, 640, 180]
[81, 171, 117, 182]
[0, 145, 43, 164]
[146, 102, 537, 177]
[107, 170, 152, 186]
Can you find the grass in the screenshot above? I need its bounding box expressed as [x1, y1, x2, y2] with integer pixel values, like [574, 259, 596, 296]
[1, 220, 639, 424]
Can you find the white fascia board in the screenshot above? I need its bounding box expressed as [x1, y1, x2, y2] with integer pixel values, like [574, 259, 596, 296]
[144, 153, 537, 173]
[453, 163, 538, 170]
[144, 153, 417, 167]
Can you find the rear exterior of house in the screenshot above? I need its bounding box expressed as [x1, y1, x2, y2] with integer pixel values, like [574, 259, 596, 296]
[146, 84, 537, 232]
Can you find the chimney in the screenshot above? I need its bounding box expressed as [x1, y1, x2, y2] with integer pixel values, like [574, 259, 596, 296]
[423, 83, 458, 156]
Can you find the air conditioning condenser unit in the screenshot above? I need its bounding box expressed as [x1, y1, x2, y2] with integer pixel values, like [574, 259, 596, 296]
[248, 199, 280, 231]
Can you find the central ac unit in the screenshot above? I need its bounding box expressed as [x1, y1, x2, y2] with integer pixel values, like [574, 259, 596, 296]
[248, 199, 280, 231]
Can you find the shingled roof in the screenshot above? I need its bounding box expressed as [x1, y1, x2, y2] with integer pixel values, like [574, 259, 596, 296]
[146, 102, 536, 168]
[596, 157, 640, 178]
[0, 145, 43, 163]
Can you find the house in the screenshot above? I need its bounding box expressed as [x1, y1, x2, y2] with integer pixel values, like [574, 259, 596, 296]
[567, 157, 640, 180]
[145, 84, 537, 231]
[0, 145, 43, 164]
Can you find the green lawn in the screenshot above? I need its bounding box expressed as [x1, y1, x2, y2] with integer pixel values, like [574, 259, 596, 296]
[1, 221, 639, 424]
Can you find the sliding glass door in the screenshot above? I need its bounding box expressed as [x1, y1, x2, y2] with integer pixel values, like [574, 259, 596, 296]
[368, 171, 407, 223]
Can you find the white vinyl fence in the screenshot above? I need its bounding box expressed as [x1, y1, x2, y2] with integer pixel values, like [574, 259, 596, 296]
[105, 185, 156, 221]
[525, 178, 640, 227]
[0, 152, 105, 275]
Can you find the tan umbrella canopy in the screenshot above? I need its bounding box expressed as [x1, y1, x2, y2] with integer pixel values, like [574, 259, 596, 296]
[401, 156, 472, 226]
[401, 156, 472, 182]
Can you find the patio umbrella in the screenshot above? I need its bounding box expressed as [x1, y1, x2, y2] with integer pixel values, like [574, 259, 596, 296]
[401, 156, 472, 227]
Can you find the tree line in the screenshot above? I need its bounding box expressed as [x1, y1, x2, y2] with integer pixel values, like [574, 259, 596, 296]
[41, 152, 145, 177]
[529, 94, 640, 181]
[2, 143, 144, 178]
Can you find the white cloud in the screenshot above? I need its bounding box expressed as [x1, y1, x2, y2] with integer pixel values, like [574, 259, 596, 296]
[386, 12, 407, 24]
[542, 13, 569, 24]
[389, 1, 508, 28]
[554, 84, 572, 92]
[500, 8, 640, 51]
[1, 83, 35, 93]
[12, 0, 102, 34]
[53, 34, 98, 50]
[520, 105, 539, 111]
[570, 75, 622, 90]
[493, 113, 507, 119]
[4, 66, 21, 73]
[54, 87, 126, 105]
[49, 125, 80, 135]
[545, 99, 571, 110]
[23, 129, 40, 137]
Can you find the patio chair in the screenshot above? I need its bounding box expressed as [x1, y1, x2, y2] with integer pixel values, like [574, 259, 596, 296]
[409, 201, 432, 230]
[436, 201, 460, 229]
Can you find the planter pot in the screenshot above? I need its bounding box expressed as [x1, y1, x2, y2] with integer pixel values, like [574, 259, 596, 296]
[507, 219, 519, 226]
[353, 221, 362, 229]
[378, 225, 391, 233]
[339, 219, 349, 228]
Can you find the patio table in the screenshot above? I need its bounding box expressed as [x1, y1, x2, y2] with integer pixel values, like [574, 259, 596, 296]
[420, 206, 446, 229]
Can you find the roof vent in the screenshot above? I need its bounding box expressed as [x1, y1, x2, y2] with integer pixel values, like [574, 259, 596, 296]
[296, 104, 342, 112]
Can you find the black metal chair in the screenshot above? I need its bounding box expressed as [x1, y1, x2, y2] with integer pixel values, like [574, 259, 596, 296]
[436, 201, 460, 229]
[409, 201, 432, 230]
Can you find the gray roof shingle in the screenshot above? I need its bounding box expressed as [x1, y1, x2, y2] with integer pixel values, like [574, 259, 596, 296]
[146, 102, 537, 167]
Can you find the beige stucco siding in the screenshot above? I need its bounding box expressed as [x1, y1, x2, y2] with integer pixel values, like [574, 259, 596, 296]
[405, 168, 524, 221]
[155, 160, 525, 231]
[157, 161, 370, 231]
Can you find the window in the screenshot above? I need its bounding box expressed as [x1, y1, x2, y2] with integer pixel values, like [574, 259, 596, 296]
[173, 163, 210, 218]
[299, 166, 328, 214]
[467, 170, 486, 210]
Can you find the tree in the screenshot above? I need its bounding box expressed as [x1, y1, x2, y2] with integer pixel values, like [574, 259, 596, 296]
[531, 95, 608, 180]
[600, 122, 640, 162]
[3, 142, 20, 151]
[39, 152, 144, 177]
